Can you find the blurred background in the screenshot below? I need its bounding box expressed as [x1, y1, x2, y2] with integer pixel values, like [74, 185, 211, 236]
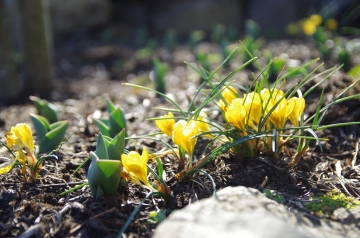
[1, 0, 360, 103]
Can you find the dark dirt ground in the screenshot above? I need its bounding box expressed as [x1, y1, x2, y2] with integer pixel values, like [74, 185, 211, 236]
[1, 36, 360, 238]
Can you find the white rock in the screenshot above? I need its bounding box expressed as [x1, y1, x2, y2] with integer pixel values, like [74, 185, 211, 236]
[153, 186, 360, 238]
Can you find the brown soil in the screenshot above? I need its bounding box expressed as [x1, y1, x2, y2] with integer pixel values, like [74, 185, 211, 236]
[1, 38, 360, 238]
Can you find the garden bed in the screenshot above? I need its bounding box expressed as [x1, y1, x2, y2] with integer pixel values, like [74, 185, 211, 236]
[1, 38, 360, 237]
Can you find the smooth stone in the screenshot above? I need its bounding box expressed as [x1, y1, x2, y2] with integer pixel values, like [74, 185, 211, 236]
[153, 186, 360, 238]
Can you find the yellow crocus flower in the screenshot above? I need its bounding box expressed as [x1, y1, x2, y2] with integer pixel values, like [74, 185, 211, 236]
[121, 148, 153, 190]
[288, 97, 305, 127]
[243, 92, 262, 127]
[3, 123, 41, 180]
[260, 88, 285, 105]
[222, 85, 238, 102]
[224, 98, 248, 131]
[155, 112, 175, 137]
[172, 120, 198, 157]
[267, 95, 295, 129]
[217, 85, 238, 111]
[196, 111, 211, 136]
[261, 88, 286, 116]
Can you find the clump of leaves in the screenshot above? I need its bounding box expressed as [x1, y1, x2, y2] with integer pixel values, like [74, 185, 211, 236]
[30, 113, 68, 153]
[153, 58, 168, 95]
[30, 96, 59, 124]
[263, 189, 286, 203]
[147, 209, 167, 224]
[305, 191, 360, 215]
[87, 130, 125, 199]
[188, 30, 205, 52]
[163, 28, 177, 51]
[92, 98, 127, 139]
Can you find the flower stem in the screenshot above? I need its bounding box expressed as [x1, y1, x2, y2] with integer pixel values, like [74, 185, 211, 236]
[188, 154, 193, 169]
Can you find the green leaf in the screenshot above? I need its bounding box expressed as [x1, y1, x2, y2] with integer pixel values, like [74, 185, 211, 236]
[96, 184, 105, 200]
[156, 157, 164, 181]
[97, 160, 122, 177]
[40, 101, 59, 124]
[348, 64, 360, 78]
[98, 118, 109, 125]
[147, 209, 166, 224]
[87, 151, 122, 199]
[106, 98, 116, 113]
[38, 120, 68, 153]
[29, 96, 45, 113]
[109, 108, 126, 138]
[102, 135, 112, 148]
[95, 133, 108, 160]
[107, 129, 125, 160]
[153, 58, 167, 94]
[263, 189, 286, 203]
[30, 113, 50, 139]
[49, 121, 66, 131]
[30, 96, 59, 123]
[93, 118, 110, 137]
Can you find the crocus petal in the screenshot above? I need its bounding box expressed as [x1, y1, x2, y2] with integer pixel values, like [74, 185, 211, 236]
[288, 97, 305, 127]
[172, 120, 198, 156]
[155, 112, 175, 137]
[196, 111, 211, 134]
[268, 95, 295, 129]
[222, 85, 238, 103]
[224, 98, 247, 131]
[5, 131, 21, 151]
[12, 123, 35, 153]
[0, 159, 16, 175]
[243, 92, 262, 125]
[217, 85, 238, 111]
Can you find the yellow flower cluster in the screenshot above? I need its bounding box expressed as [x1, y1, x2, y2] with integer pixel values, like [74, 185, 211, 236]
[303, 14, 322, 36]
[121, 111, 211, 189]
[155, 111, 211, 161]
[219, 87, 305, 131]
[1, 123, 41, 182]
[287, 14, 338, 36]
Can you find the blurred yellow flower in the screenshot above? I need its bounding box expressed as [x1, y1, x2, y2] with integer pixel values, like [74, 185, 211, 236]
[155, 112, 175, 137]
[172, 120, 198, 156]
[310, 14, 322, 26]
[217, 85, 238, 111]
[288, 97, 305, 127]
[326, 18, 338, 31]
[2, 123, 41, 180]
[302, 19, 317, 36]
[121, 148, 153, 189]
[302, 14, 322, 36]
[224, 98, 248, 131]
